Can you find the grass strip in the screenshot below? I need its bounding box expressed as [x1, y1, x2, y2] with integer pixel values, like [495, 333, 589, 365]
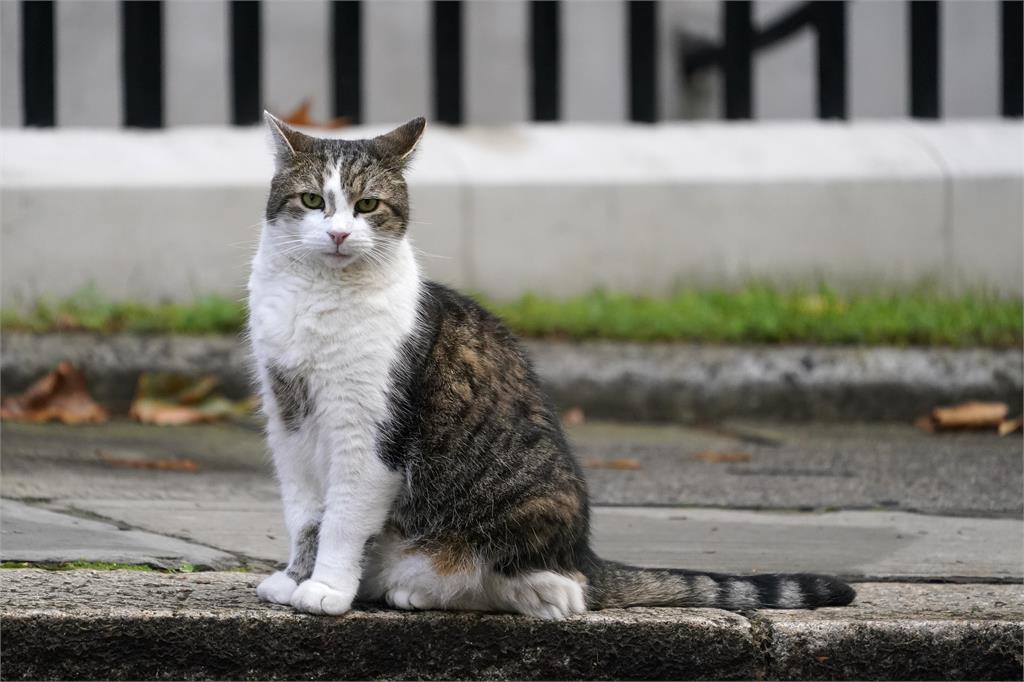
[2, 286, 1020, 347]
[0, 560, 252, 573]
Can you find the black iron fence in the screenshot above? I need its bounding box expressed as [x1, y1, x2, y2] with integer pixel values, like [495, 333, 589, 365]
[17, 0, 1024, 128]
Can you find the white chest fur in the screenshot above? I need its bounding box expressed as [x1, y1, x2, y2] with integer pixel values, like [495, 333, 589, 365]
[248, 234, 422, 437]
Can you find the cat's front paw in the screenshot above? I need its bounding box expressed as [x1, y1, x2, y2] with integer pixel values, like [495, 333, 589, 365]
[256, 571, 298, 605]
[290, 579, 354, 616]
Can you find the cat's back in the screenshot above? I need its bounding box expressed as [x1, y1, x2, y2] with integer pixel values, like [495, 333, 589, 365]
[385, 280, 568, 464]
[415, 281, 542, 395]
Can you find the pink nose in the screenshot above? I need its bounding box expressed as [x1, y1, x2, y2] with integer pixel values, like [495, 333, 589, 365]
[327, 230, 350, 245]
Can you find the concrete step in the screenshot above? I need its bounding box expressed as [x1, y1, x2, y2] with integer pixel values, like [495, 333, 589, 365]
[3, 332, 1022, 421]
[1, 570, 1020, 680]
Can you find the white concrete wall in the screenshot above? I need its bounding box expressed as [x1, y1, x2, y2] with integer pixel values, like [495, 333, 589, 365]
[0, 0, 1011, 127]
[1, 122, 1020, 308]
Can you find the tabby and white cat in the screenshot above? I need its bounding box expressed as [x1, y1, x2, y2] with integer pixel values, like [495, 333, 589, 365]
[248, 114, 855, 619]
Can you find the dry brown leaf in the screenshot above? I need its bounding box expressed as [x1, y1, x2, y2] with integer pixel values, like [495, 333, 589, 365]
[584, 457, 642, 470]
[279, 98, 350, 129]
[0, 362, 108, 424]
[561, 407, 586, 426]
[998, 417, 1023, 436]
[917, 401, 1009, 432]
[97, 450, 199, 472]
[130, 373, 251, 426]
[912, 414, 936, 433]
[692, 450, 753, 463]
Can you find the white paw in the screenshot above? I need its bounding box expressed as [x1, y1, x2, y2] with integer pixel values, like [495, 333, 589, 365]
[385, 587, 437, 611]
[289, 579, 354, 616]
[506, 572, 587, 620]
[256, 571, 298, 605]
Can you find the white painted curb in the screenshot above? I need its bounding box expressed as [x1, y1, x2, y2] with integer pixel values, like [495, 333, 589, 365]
[1, 121, 1021, 306]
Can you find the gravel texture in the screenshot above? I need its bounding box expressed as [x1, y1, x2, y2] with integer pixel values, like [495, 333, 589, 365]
[1, 570, 1020, 680]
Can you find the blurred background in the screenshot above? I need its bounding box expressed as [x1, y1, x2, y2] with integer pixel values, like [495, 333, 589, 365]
[3, 0, 1021, 126]
[1, 0, 1022, 312]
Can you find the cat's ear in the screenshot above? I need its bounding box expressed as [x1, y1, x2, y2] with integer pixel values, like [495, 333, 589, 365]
[374, 117, 426, 165]
[264, 111, 314, 167]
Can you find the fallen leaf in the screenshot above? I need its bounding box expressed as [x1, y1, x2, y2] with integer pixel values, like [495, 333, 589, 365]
[584, 457, 642, 470]
[692, 450, 752, 463]
[998, 417, 1023, 436]
[561, 407, 586, 426]
[0, 362, 108, 424]
[96, 450, 200, 472]
[278, 98, 350, 129]
[912, 414, 936, 433]
[130, 373, 251, 426]
[916, 401, 1009, 432]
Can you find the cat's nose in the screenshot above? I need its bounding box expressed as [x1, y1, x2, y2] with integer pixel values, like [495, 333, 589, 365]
[327, 230, 350, 245]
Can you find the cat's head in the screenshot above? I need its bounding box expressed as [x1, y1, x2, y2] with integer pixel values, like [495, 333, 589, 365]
[262, 113, 425, 271]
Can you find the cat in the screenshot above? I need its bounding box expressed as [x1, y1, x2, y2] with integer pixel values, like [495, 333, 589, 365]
[248, 113, 856, 619]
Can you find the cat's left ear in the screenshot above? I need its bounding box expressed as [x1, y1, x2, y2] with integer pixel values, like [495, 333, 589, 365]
[374, 117, 426, 165]
[264, 111, 315, 168]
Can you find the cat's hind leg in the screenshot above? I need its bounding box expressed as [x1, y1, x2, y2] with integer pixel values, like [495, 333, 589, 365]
[366, 537, 490, 612]
[488, 570, 588, 620]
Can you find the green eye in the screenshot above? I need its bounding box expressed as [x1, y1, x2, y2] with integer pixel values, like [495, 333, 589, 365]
[355, 198, 379, 213]
[300, 193, 324, 209]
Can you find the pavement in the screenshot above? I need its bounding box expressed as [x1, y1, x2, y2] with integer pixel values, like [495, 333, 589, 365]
[1, 418, 1022, 679]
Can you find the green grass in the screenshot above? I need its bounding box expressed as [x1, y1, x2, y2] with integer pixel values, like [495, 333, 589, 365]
[0, 560, 241, 573]
[1, 560, 155, 572]
[2, 285, 1020, 347]
[0, 288, 245, 335]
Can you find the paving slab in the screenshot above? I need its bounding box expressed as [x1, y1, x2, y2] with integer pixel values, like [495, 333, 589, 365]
[32, 498, 1023, 583]
[2, 419, 1020, 515]
[591, 507, 1024, 582]
[0, 570, 1020, 680]
[572, 421, 1023, 515]
[0, 499, 237, 570]
[2, 420, 1021, 581]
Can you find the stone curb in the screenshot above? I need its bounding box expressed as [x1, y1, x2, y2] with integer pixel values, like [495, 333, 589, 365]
[1, 571, 1021, 680]
[2, 332, 1021, 421]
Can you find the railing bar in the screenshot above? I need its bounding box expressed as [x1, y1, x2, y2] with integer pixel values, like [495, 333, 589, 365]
[122, 1, 164, 128]
[815, 0, 847, 119]
[685, 1, 816, 79]
[530, 0, 560, 121]
[432, 0, 463, 125]
[723, 0, 753, 119]
[332, 1, 361, 123]
[230, 0, 261, 126]
[909, 0, 940, 118]
[628, 0, 658, 122]
[1001, 0, 1023, 118]
[756, 1, 816, 50]
[22, 0, 56, 126]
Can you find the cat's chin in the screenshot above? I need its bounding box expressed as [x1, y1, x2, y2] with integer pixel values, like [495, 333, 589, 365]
[320, 252, 358, 268]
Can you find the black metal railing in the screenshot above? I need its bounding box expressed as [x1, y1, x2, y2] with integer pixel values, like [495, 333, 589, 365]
[685, 0, 1023, 120]
[16, 0, 1024, 128]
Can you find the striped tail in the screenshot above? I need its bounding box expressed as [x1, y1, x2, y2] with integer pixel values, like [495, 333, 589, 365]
[587, 560, 856, 610]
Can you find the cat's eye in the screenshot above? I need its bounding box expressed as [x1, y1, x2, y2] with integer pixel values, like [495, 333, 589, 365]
[355, 197, 379, 214]
[300, 193, 324, 209]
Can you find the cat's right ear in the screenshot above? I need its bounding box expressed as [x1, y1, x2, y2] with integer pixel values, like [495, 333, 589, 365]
[264, 111, 314, 169]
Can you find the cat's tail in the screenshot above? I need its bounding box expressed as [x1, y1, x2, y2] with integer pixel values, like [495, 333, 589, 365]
[585, 559, 855, 610]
